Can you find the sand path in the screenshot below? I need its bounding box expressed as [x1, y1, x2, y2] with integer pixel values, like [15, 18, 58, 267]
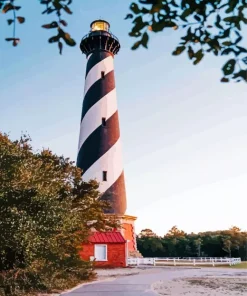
[62, 267, 247, 296]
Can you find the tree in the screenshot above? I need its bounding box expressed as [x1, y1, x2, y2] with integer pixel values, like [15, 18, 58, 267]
[138, 228, 158, 238]
[194, 238, 203, 257]
[137, 227, 247, 259]
[1, 0, 247, 82]
[229, 226, 241, 233]
[126, 0, 247, 83]
[0, 133, 116, 295]
[137, 237, 164, 256]
[165, 226, 186, 238]
[222, 237, 232, 257]
[225, 226, 244, 258]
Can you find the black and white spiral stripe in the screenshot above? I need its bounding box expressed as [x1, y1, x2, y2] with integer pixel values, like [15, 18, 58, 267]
[77, 51, 127, 215]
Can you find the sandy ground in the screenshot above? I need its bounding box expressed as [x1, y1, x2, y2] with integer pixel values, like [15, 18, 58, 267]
[95, 267, 247, 296]
[152, 270, 247, 296]
[96, 267, 148, 280]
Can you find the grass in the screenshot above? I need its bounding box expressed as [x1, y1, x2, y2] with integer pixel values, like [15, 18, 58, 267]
[229, 262, 247, 269]
[153, 261, 247, 269]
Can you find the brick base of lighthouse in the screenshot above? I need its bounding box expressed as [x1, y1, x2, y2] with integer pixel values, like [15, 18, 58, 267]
[105, 214, 142, 258]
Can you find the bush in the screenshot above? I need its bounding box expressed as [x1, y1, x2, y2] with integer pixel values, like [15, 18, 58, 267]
[0, 133, 115, 295]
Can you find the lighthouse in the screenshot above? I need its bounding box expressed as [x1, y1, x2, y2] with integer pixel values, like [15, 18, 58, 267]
[77, 20, 140, 257]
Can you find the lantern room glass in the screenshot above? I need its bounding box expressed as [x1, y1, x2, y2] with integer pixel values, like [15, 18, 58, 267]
[91, 21, 109, 32]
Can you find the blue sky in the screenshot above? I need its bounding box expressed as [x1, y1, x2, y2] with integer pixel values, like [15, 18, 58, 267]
[1, 0, 247, 235]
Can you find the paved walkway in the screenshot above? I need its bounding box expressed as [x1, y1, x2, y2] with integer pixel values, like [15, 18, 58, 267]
[62, 267, 247, 296]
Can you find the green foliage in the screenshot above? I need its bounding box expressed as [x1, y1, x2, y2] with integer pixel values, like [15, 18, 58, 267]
[0, 133, 115, 295]
[1, 1, 247, 82]
[126, 0, 247, 82]
[1, 0, 75, 54]
[137, 226, 247, 260]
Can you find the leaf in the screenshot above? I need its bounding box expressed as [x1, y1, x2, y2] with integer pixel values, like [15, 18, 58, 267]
[172, 46, 186, 56]
[188, 46, 194, 59]
[193, 49, 204, 65]
[58, 41, 63, 55]
[141, 32, 149, 48]
[130, 3, 141, 14]
[222, 59, 236, 76]
[215, 14, 224, 29]
[233, 70, 247, 81]
[222, 41, 232, 46]
[129, 31, 142, 37]
[221, 77, 229, 82]
[53, 2, 63, 10]
[236, 46, 247, 53]
[180, 8, 191, 21]
[42, 22, 59, 29]
[125, 13, 133, 20]
[242, 56, 247, 65]
[131, 16, 149, 32]
[42, 7, 55, 14]
[194, 15, 201, 22]
[63, 5, 72, 14]
[2, 3, 13, 13]
[2, 3, 21, 13]
[17, 17, 25, 24]
[221, 48, 234, 55]
[141, 7, 150, 13]
[63, 33, 76, 46]
[7, 19, 14, 25]
[48, 35, 60, 43]
[60, 20, 68, 26]
[13, 39, 20, 47]
[223, 16, 240, 23]
[225, 0, 238, 13]
[151, 20, 177, 32]
[218, 28, 231, 39]
[235, 22, 241, 30]
[164, 21, 177, 28]
[234, 36, 242, 44]
[131, 40, 142, 50]
[151, 3, 163, 13]
[132, 15, 142, 24]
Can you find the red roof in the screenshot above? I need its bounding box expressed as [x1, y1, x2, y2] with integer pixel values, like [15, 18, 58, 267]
[88, 231, 126, 243]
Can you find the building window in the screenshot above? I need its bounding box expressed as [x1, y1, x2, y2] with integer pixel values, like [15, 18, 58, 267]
[102, 117, 106, 127]
[94, 244, 107, 261]
[103, 171, 107, 181]
[101, 71, 105, 79]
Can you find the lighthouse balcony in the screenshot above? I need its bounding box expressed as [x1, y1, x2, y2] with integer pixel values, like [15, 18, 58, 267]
[80, 30, 120, 56]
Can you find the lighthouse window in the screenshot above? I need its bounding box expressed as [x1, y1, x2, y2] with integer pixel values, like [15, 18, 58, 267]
[103, 171, 107, 181]
[91, 21, 109, 32]
[101, 71, 105, 79]
[102, 117, 106, 127]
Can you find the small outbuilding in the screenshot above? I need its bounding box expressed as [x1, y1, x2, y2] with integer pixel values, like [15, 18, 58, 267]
[80, 231, 127, 268]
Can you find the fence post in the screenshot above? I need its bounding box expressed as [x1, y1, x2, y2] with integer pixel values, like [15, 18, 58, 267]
[212, 259, 215, 267]
[193, 259, 196, 266]
[173, 259, 176, 266]
[154, 258, 156, 266]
